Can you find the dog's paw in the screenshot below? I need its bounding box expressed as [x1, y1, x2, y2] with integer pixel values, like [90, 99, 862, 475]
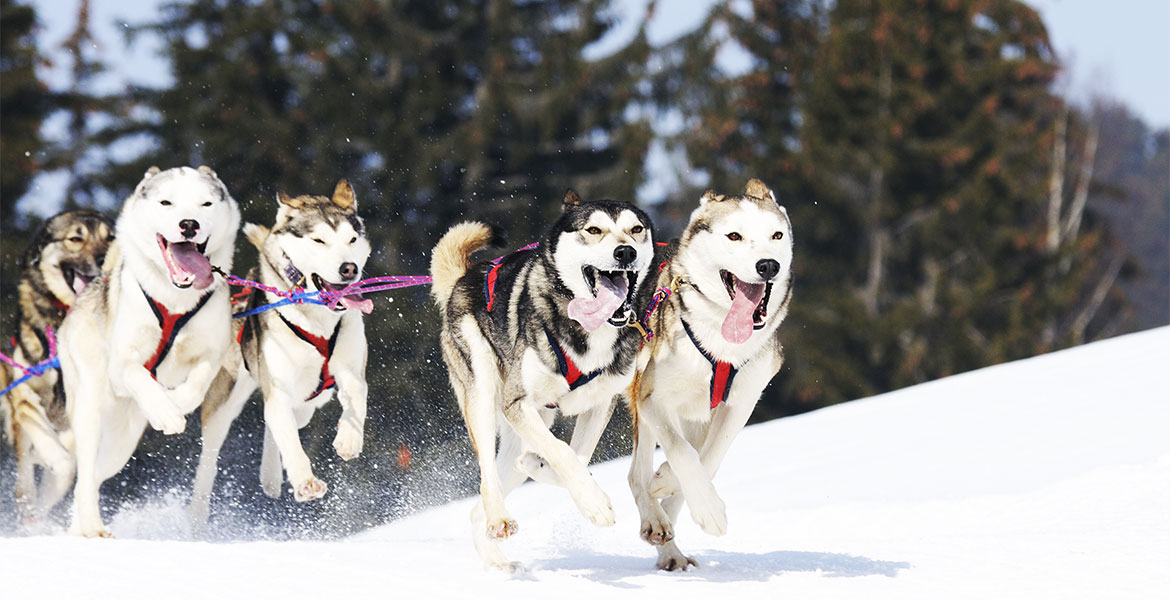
[79, 526, 114, 539]
[657, 547, 698, 572]
[332, 424, 363, 461]
[146, 406, 187, 436]
[570, 482, 615, 528]
[486, 517, 518, 540]
[640, 513, 675, 546]
[292, 476, 328, 502]
[515, 452, 563, 487]
[649, 463, 681, 499]
[688, 489, 728, 536]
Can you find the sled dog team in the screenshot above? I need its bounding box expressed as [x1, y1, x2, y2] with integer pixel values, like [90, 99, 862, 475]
[2, 166, 794, 572]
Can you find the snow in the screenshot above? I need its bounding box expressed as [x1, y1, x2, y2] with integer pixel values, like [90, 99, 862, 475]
[3, 327, 1168, 598]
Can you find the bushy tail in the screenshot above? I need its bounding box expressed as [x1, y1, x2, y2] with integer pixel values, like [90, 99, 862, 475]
[430, 222, 500, 309]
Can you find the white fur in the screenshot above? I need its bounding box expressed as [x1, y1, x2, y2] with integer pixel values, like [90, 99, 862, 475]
[59, 166, 240, 537]
[628, 183, 793, 570]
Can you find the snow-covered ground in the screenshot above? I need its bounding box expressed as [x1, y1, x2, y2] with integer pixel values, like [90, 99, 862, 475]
[4, 327, 1168, 598]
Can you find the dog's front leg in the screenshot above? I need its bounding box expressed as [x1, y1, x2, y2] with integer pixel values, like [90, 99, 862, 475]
[642, 404, 727, 536]
[650, 362, 770, 499]
[502, 350, 615, 528]
[263, 385, 327, 502]
[109, 354, 185, 435]
[330, 319, 367, 461]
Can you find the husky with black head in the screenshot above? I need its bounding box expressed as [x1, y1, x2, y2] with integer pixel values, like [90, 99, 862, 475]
[56, 166, 240, 537]
[188, 180, 372, 529]
[627, 178, 794, 570]
[431, 190, 655, 571]
[1, 210, 113, 521]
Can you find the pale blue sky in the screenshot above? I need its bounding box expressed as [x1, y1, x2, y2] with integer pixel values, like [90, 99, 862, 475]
[19, 0, 1170, 214]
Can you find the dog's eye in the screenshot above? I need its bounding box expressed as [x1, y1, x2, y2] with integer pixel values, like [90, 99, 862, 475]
[630, 225, 644, 234]
[202, 201, 212, 207]
[160, 200, 171, 206]
[68, 236, 84, 243]
[726, 232, 742, 241]
[349, 237, 357, 244]
[312, 238, 326, 245]
[586, 227, 602, 235]
[772, 231, 784, 240]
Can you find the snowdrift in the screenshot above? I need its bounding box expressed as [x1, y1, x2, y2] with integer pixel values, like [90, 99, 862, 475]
[4, 327, 1168, 599]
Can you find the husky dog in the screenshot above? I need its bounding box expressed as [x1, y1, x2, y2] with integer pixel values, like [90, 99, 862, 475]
[431, 190, 655, 570]
[1, 210, 113, 519]
[188, 180, 371, 528]
[56, 166, 240, 537]
[627, 178, 793, 570]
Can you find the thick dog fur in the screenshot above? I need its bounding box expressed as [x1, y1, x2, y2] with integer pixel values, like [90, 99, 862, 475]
[1, 210, 113, 520]
[432, 190, 655, 571]
[627, 178, 794, 570]
[188, 180, 371, 530]
[57, 166, 240, 537]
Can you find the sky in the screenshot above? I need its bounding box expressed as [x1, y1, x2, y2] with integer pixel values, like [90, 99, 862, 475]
[18, 0, 1170, 214]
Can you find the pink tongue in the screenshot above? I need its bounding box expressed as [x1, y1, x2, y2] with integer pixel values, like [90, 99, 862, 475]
[568, 273, 628, 332]
[169, 242, 214, 290]
[339, 295, 374, 314]
[72, 276, 88, 296]
[721, 279, 765, 344]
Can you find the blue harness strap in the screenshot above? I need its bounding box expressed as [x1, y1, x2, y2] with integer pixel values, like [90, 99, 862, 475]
[681, 319, 738, 409]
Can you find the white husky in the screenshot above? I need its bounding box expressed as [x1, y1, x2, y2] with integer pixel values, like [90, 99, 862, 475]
[188, 180, 371, 530]
[628, 178, 794, 570]
[57, 166, 240, 537]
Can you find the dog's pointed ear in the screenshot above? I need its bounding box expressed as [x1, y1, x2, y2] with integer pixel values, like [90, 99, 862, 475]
[133, 166, 162, 197]
[562, 188, 582, 209]
[698, 189, 725, 205]
[243, 222, 270, 250]
[197, 165, 218, 179]
[744, 178, 777, 204]
[332, 179, 356, 212]
[277, 191, 302, 209]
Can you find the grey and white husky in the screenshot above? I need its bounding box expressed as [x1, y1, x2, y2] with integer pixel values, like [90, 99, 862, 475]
[57, 166, 240, 537]
[188, 180, 371, 530]
[431, 190, 655, 570]
[627, 178, 794, 570]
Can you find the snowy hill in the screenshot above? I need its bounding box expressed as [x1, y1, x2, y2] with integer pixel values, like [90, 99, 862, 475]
[4, 327, 1168, 598]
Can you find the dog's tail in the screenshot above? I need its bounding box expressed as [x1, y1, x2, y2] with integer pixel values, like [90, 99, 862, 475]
[430, 221, 501, 309]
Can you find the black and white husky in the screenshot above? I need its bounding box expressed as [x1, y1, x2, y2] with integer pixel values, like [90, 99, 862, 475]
[189, 180, 372, 530]
[57, 166, 240, 537]
[628, 178, 794, 570]
[431, 190, 655, 570]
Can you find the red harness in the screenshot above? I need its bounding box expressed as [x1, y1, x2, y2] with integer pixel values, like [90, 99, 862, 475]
[142, 287, 213, 379]
[276, 312, 341, 401]
[681, 319, 738, 409]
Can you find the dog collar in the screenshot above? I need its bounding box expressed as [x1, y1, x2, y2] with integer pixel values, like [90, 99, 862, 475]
[50, 296, 71, 314]
[282, 253, 307, 288]
[680, 318, 738, 410]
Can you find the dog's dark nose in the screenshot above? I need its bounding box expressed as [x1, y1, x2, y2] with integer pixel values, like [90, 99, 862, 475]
[179, 219, 199, 240]
[613, 245, 636, 266]
[339, 262, 358, 280]
[756, 258, 780, 280]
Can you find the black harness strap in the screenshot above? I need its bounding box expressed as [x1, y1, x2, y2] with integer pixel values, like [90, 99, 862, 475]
[681, 319, 738, 410]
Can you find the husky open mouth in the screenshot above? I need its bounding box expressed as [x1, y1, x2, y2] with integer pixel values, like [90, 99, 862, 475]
[312, 273, 373, 314]
[569, 265, 638, 331]
[719, 270, 773, 344]
[157, 233, 213, 289]
[61, 264, 98, 297]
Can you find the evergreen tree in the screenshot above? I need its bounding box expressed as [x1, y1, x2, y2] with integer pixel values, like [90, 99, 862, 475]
[0, 0, 50, 220]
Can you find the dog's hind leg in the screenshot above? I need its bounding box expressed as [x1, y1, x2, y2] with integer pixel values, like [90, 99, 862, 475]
[470, 423, 530, 571]
[12, 422, 36, 520]
[652, 494, 697, 571]
[190, 365, 255, 533]
[629, 411, 674, 546]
